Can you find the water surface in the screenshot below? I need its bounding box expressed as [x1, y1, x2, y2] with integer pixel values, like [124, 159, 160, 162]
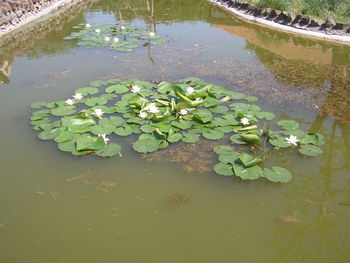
[0, 0, 350, 262]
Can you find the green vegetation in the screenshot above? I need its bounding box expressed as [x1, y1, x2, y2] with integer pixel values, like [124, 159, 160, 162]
[247, 0, 350, 22]
[63, 23, 171, 52]
[30, 77, 324, 183]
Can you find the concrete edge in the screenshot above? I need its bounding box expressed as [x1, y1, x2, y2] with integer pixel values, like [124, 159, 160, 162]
[0, 0, 83, 38]
[209, 0, 350, 45]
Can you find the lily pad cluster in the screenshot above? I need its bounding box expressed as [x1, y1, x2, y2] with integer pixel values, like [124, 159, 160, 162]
[63, 23, 170, 52]
[30, 77, 324, 183]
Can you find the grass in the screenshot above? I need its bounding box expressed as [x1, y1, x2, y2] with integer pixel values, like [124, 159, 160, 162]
[245, 0, 350, 22]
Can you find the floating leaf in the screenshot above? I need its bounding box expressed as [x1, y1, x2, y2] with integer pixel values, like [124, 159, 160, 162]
[96, 143, 121, 157]
[76, 135, 105, 151]
[263, 167, 292, 183]
[51, 106, 76, 116]
[181, 132, 199, 143]
[298, 145, 322, 157]
[299, 133, 325, 146]
[202, 129, 224, 140]
[277, 120, 299, 130]
[85, 97, 108, 106]
[75, 87, 99, 96]
[105, 85, 129, 94]
[132, 139, 159, 153]
[213, 163, 234, 176]
[233, 164, 262, 180]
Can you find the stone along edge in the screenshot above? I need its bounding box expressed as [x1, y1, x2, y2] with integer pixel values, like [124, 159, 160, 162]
[209, 0, 350, 45]
[0, 0, 84, 38]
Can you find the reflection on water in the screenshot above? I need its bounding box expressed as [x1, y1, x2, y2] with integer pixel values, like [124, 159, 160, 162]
[0, 0, 350, 262]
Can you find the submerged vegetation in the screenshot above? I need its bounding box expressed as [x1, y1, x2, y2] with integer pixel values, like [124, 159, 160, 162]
[63, 23, 171, 52]
[30, 78, 324, 183]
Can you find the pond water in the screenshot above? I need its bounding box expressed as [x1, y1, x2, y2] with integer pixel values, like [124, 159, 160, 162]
[0, 0, 350, 262]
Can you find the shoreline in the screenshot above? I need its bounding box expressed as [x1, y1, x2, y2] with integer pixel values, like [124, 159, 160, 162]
[209, 0, 350, 45]
[0, 0, 82, 38]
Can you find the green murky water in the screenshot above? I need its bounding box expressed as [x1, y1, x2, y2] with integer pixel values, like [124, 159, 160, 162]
[0, 0, 350, 262]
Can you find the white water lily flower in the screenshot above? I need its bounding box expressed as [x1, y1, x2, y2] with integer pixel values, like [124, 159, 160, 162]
[65, 98, 74, 105]
[95, 29, 100, 33]
[104, 36, 110, 41]
[147, 104, 159, 114]
[149, 32, 155, 37]
[121, 26, 126, 30]
[139, 112, 148, 119]
[285, 135, 299, 146]
[93, 108, 104, 118]
[186, 86, 195, 95]
[240, 117, 250, 126]
[113, 37, 119, 42]
[179, 109, 189, 115]
[85, 23, 91, 28]
[73, 93, 83, 100]
[130, 85, 141, 93]
[98, 134, 110, 144]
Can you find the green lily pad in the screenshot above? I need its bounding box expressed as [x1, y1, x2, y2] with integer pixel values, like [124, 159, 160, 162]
[75, 87, 99, 96]
[277, 120, 299, 130]
[133, 139, 159, 153]
[96, 143, 121, 157]
[51, 106, 76, 116]
[85, 97, 108, 106]
[299, 133, 325, 146]
[76, 135, 105, 151]
[181, 132, 199, 143]
[298, 145, 322, 157]
[233, 164, 262, 180]
[263, 167, 292, 183]
[105, 85, 129, 94]
[202, 129, 224, 140]
[213, 163, 234, 176]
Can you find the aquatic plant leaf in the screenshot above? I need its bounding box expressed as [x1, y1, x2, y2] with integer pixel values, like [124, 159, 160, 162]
[263, 167, 292, 183]
[140, 125, 156, 133]
[218, 152, 239, 164]
[38, 128, 63, 140]
[85, 97, 108, 107]
[90, 123, 115, 135]
[193, 109, 213, 123]
[230, 134, 247, 145]
[157, 82, 173, 94]
[31, 102, 47, 109]
[213, 145, 236, 155]
[227, 91, 246, 100]
[298, 145, 322, 157]
[283, 129, 306, 138]
[114, 125, 133, 136]
[96, 143, 121, 157]
[245, 96, 258, 102]
[109, 116, 125, 127]
[105, 85, 129, 94]
[132, 139, 159, 153]
[51, 106, 76, 116]
[167, 129, 183, 143]
[202, 129, 224, 140]
[75, 87, 99, 96]
[54, 130, 75, 143]
[76, 135, 105, 151]
[181, 132, 199, 143]
[90, 80, 107, 87]
[277, 120, 299, 130]
[233, 164, 262, 180]
[62, 116, 96, 133]
[58, 140, 76, 152]
[171, 120, 192, 130]
[299, 133, 325, 146]
[269, 137, 291, 148]
[213, 163, 234, 176]
[256, 111, 276, 120]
